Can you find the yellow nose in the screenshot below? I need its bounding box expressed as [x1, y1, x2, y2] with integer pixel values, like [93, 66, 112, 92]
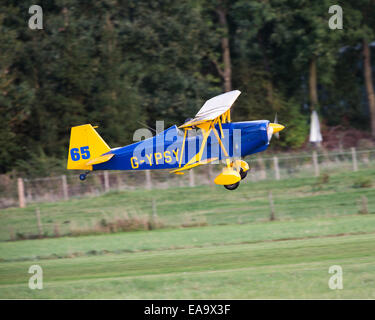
[269, 123, 285, 133]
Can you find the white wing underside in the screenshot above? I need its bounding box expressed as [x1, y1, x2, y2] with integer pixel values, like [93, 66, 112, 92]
[181, 90, 241, 127]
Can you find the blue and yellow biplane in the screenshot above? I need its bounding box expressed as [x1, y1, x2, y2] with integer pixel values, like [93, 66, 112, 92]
[67, 90, 284, 190]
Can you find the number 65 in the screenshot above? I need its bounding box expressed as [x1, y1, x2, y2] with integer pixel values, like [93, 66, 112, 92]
[70, 146, 90, 161]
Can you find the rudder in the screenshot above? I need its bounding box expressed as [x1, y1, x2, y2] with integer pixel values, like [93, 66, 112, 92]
[67, 124, 111, 170]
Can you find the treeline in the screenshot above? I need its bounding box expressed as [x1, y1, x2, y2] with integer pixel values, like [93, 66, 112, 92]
[1, 0, 375, 175]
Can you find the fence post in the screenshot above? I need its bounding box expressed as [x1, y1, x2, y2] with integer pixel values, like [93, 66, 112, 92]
[17, 178, 26, 208]
[189, 170, 195, 187]
[312, 151, 320, 177]
[104, 171, 110, 192]
[351, 147, 358, 172]
[35, 207, 43, 238]
[273, 156, 280, 180]
[258, 156, 267, 180]
[61, 175, 69, 200]
[268, 191, 276, 221]
[145, 170, 152, 190]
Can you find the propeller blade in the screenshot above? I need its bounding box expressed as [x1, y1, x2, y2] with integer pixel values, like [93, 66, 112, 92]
[274, 113, 279, 139]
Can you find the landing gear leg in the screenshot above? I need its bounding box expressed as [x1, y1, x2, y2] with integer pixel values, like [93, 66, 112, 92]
[231, 160, 249, 180]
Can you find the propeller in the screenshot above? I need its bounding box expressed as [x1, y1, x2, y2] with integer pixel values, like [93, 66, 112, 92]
[267, 113, 285, 143]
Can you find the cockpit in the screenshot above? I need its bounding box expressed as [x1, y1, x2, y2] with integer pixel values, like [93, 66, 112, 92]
[177, 127, 202, 137]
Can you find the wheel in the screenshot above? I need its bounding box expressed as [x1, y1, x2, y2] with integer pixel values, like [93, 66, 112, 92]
[240, 168, 247, 180]
[79, 173, 86, 181]
[224, 181, 240, 190]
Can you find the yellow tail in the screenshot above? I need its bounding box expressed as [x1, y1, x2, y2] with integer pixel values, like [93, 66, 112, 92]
[67, 124, 111, 170]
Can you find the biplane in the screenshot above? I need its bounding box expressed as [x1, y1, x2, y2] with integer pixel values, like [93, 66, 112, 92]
[67, 90, 284, 190]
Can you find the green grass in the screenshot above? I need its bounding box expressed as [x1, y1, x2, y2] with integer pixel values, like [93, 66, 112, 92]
[1, 214, 375, 262]
[1, 168, 375, 241]
[1, 167, 375, 298]
[1, 234, 374, 299]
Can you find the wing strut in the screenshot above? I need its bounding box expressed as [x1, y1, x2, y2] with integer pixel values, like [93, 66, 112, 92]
[211, 122, 229, 157]
[171, 116, 231, 174]
[179, 128, 188, 168]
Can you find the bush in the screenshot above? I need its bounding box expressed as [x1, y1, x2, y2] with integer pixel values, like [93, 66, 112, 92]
[312, 173, 330, 191]
[69, 213, 165, 236]
[358, 196, 369, 215]
[318, 173, 330, 184]
[353, 177, 372, 188]
[181, 215, 208, 228]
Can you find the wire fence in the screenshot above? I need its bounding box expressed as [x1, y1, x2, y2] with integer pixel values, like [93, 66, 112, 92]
[1, 147, 375, 210]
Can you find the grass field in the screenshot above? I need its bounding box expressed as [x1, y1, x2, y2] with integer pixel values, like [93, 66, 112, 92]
[1, 168, 375, 241]
[1, 214, 375, 262]
[0, 168, 375, 298]
[1, 233, 374, 299]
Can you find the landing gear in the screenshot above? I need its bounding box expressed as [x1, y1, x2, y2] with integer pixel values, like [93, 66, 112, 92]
[224, 181, 240, 190]
[215, 160, 250, 191]
[240, 168, 247, 180]
[79, 171, 90, 181]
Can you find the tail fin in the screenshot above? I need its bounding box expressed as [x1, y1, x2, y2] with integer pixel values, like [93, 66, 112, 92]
[67, 124, 111, 170]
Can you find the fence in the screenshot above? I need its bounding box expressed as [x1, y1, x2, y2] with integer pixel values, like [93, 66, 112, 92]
[1, 147, 375, 209]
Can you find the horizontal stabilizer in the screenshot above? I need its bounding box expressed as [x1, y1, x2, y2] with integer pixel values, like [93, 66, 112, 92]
[86, 154, 114, 166]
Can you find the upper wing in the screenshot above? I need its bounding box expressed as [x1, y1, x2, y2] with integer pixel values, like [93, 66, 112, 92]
[179, 90, 241, 129]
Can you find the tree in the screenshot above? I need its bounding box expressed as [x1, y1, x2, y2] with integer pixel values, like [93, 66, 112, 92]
[230, 0, 310, 148]
[215, 4, 232, 92]
[118, 0, 221, 127]
[341, 0, 375, 136]
[0, 5, 35, 173]
[270, 0, 343, 111]
[0, 0, 373, 174]
[358, 1, 375, 137]
[197, 0, 235, 93]
[363, 39, 375, 136]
